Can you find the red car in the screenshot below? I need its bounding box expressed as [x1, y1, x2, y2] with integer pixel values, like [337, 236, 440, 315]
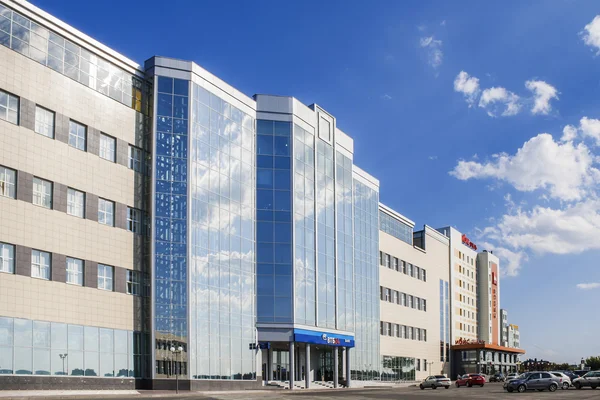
[456, 374, 486, 387]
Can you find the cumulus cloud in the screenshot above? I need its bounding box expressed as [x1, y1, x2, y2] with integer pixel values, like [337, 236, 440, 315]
[451, 134, 600, 201]
[577, 282, 600, 290]
[561, 125, 578, 142]
[581, 15, 600, 55]
[481, 242, 528, 276]
[579, 117, 600, 145]
[420, 36, 443, 69]
[525, 80, 559, 115]
[479, 87, 521, 117]
[454, 71, 480, 106]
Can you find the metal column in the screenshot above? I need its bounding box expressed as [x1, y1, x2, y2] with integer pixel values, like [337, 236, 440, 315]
[267, 348, 273, 381]
[345, 347, 351, 388]
[289, 342, 295, 390]
[333, 347, 339, 388]
[305, 343, 311, 389]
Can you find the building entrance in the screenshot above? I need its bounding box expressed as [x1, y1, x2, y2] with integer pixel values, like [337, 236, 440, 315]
[316, 348, 343, 382]
[271, 349, 290, 381]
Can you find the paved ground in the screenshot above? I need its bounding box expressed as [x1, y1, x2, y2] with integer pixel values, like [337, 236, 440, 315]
[3, 383, 600, 400]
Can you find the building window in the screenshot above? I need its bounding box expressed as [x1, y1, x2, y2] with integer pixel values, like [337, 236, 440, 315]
[31, 249, 51, 280]
[422, 270, 427, 282]
[67, 188, 85, 218]
[408, 327, 414, 340]
[0, 242, 15, 274]
[408, 295, 414, 308]
[401, 325, 406, 339]
[99, 133, 116, 162]
[424, 359, 427, 371]
[126, 270, 141, 295]
[385, 288, 391, 302]
[423, 330, 427, 341]
[401, 293, 406, 307]
[127, 207, 141, 234]
[128, 145, 143, 172]
[407, 263, 413, 276]
[385, 254, 390, 268]
[98, 198, 114, 226]
[379, 251, 384, 266]
[423, 299, 427, 312]
[415, 297, 421, 310]
[392, 290, 398, 304]
[98, 264, 113, 291]
[393, 257, 399, 271]
[69, 120, 86, 151]
[416, 359, 420, 371]
[386, 322, 392, 336]
[415, 266, 420, 279]
[0, 166, 16, 199]
[32, 177, 52, 209]
[416, 328, 421, 341]
[0, 90, 19, 124]
[34, 106, 55, 138]
[66, 257, 84, 286]
[380, 321, 384, 335]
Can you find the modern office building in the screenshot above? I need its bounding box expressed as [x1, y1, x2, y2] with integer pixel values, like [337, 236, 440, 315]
[254, 96, 381, 389]
[500, 309, 509, 347]
[508, 324, 520, 349]
[476, 250, 500, 345]
[378, 205, 451, 380]
[436, 227, 479, 343]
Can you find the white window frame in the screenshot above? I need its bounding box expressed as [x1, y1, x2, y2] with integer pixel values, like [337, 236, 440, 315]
[127, 207, 141, 234]
[69, 120, 86, 151]
[0, 89, 19, 124]
[33, 177, 52, 209]
[31, 249, 51, 280]
[66, 257, 84, 286]
[34, 105, 55, 138]
[98, 264, 113, 291]
[99, 133, 116, 162]
[67, 188, 85, 218]
[0, 242, 15, 274]
[98, 198, 114, 226]
[0, 166, 16, 199]
[126, 270, 141, 295]
[128, 145, 143, 172]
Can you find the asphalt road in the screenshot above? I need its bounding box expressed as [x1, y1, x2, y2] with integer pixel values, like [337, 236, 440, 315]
[6, 384, 600, 400]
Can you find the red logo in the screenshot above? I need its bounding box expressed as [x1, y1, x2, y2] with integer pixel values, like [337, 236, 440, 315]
[461, 234, 477, 250]
[492, 272, 497, 286]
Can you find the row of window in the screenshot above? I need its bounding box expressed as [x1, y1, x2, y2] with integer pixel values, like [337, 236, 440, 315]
[0, 165, 144, 233]
[0, 242, 145, 295]
[458, 278, 475, 293]
[0, 89, 146, 173]
[379, 251, 427, 282]
[380, 321, 427, 342]
[380, 286, 427, 312]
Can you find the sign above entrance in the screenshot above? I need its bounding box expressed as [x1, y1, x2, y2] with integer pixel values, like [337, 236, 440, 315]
[293, 329, 355, 348]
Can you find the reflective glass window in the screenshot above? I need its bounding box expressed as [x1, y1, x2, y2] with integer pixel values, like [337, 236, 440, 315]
[67, 188, 85, 218]
[68, 120, 86, 151]
[34, 105, 54, 138]
[0, 89, 18, 124]
[99, 133, 116, 162]
[31, 249, 50, 280]
[0, 242, 15, 274]
[32, 177, 52, 209]
[0, 166, 16, 199]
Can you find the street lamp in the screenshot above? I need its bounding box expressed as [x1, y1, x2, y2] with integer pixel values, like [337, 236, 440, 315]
[170, 345, 183, 394]
[59, 354, 68, 376]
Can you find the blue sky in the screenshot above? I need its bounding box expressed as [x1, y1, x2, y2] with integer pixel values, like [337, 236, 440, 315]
[33, 0, 600, 363]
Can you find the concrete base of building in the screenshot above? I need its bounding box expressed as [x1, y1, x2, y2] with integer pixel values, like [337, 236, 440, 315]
[148, 377, 264, 391]
[0, 376, 136, 390]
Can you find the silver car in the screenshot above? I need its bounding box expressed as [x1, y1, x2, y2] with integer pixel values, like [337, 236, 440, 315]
[550, 371, 571, 390]
[573, 370, 600, 390]
[419, 375, 451, 390]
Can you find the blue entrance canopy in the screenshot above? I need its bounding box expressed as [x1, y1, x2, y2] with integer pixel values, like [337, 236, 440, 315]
[293, 328, 355, 348]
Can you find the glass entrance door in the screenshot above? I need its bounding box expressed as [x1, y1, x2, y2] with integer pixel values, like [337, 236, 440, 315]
[317, 349, 334, 381]
[272, 350, 290, 381]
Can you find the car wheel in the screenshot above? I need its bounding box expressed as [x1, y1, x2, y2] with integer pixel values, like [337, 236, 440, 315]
[481, 384, 484, 387]
[445, 386, 449, 389]
[419, 384, 424, 390]
[507, 388, 514, 393]
[455, 382, 460, 388]
[592, 385, 598, 390]
[432, 385, 437, 389]
[575, 382, 582, 390]
[467, 382, 472, 387]
[517, 385, 526, 393]
[549, 384, 557, 392]
[562, 382, 569, 390]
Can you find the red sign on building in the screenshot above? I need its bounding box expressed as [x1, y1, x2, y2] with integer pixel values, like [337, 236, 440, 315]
[461, 234, 477, 250]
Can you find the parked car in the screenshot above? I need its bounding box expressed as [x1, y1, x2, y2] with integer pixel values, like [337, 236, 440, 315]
[561, 370, 579, 382]
[573, 370, 600, 390]
[456, 374, 485, 387]
[419, 375, 451, 390]
[574, 370, 589, 378]
[490, 372, 506, 382]
[549, 371, 572, 390]
[503, 371, 560, 393]
[506, 373, 519, 380]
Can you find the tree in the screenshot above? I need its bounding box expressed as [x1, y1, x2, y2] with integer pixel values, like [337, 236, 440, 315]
[585, 356, 600, 370]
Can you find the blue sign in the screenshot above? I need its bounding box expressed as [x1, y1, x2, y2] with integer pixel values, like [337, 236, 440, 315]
[258, 342, 271, 350]
[293, 329, 355, 348]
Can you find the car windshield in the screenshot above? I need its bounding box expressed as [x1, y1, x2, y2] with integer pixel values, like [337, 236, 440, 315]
[435, 375, 446, 379]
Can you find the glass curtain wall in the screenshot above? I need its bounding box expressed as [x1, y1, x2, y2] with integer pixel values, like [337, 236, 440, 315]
[154, 76, 189, 378]
[293, 124, 316, 326]
[189, 83, 256, 380]
[440, 279, 450, 364]
[380, 356, 415, 381]
[335, 152, 353, 332]
[256, 120, 293, 324]
[316, 140, 336, 329]
[351, 180, 380, 380]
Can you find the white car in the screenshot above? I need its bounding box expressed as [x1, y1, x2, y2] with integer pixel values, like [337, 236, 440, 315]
[419, 375, 451, 390]
[506, 373, 519, 381]
[550, 371, 572, 390]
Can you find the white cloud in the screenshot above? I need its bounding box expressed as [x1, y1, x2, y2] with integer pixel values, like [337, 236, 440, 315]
[581, 15, 600, 55]
[428, 155, 438, 160]
[381, 94, 392, 100]
[420, 36, 443, 69]
[479, 87, 521, 117]
[579, 117, 600, 145]
[440, 20, 446, 26]
[525, 80, 559, 115]
[451, 134, 600, 201]
[480, 242, 528, 276]
[454, 71, 480, 106]
[577, 282, 600, 290]
[561, 124, 578, 142]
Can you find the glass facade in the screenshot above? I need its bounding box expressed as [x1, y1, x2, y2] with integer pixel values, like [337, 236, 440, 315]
[256, 120, 292, 323]
[440, 279, 450, 362]
[379, 210, 413, 245]
[0, 316, 146, 377]
[153, 76, 189, 378]
[335, 152, 354, 332]
[188, 83, 256, 380]
[351, 179, 380, 380]
[380, 356, 415, 381]
[293, 124, 316, 326]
